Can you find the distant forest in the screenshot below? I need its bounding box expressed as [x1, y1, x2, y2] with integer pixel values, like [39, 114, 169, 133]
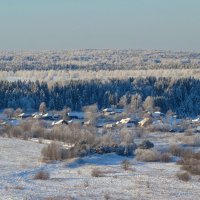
[0, 50, 200, 71]
[1, 77, 200, 117]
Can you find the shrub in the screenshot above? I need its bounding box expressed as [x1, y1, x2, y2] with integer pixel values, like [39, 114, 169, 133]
[19, 121, 33, 132]
[160, 153, 171, 162]
[181, 158, 200, 175]
[120, 128, 134, 144]
[180, 148, 193, 159]
[42, 142, 63, 161]
[176, 172, 190, 182]
[138, 139, 154, 149]
[91, 168, 104, 177]
[121, 159, 131, 170]
[134, 128, 144, 138]
[176, 150, 200, 176]
[34, 170, 50, 180]
[147, 124, 170, 132]
[31, 126, 45, 138]
[116, 142, 137, 156]
[8, 127, 23, 138]
[135, 149, 161, 162]
[177, 135, 200, 146]
[192, 135, 200, 146]
[169, 144, 183, 157]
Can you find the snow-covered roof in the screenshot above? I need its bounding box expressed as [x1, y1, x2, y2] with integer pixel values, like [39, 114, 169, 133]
[68, 112, 84, 119]
[192, 118, 200, 122]
[103, 108, 113, 112]
[54, 120, 64, 125]
[120, 118, 131, 124]
[17, 113, 25, 117]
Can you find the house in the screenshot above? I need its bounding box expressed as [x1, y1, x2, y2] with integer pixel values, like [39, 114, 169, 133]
[192, 118, 200, 123]
[126, 121, 135, 128]
[42, 113, 54, 120]
[120, 118, 131, 124]
[105, 123, 114, 129]
[96, 122, 104, 128]
[17, 113, 31, 119]
[115, 108, 124, 113]
[84, 120, 91, 126]
[103, 108, 114, 113]
[138, 117, 152, 127]
[102, 108, 115, 116]
[0, 120, 7, 126]
[68, 112, 84, 119]
[32, 113, 43, 119]
[116, 121, 120, 125]
[152, 111, 164, 118]
[52, 119, 68, 126]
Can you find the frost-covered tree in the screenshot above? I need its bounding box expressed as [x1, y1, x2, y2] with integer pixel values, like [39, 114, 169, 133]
[129, 94, 142, 112]
[39, 102, 46, 114]
[143, 96, 154, 112]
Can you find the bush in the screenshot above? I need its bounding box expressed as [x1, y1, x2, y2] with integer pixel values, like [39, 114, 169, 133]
[181, 158, 200, 175]
[169, 144, 183, 157]
[176, 150, 200, 176]
[31, 126, 45, 138]
[120, 129, 134, 144]
[135, 149, 161, 162]
[34, 170, 50, 180]
[176, 172, 190, 182]
[177, 135, 200, 146]
[138, 139, 154, 149]
[160, 153, 171, 162]
[19, 121, 33, 132]
[121, 159, 131, 170]
[180, 148, 193, 159]
[147, 124, 170, 132]
[116, 142, 137, 156]
[8, 127, 23, 138]
[192, 136, 200, 146]
[91, 168, 104, 177]
[42, 142, 64, 161]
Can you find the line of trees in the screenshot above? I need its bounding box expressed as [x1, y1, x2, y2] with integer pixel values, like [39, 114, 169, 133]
[0, 50, 200, 71]
[0, 77, 200, 117]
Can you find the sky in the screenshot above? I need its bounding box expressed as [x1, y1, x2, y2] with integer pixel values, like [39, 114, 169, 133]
[0, 0, 200, 51]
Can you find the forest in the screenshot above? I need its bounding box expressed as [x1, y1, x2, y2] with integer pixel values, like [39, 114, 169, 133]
[0, 49, 200, 71]
[1, 77, 200, 117]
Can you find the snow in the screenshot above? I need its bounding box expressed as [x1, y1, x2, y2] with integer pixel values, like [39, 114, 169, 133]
[192, 118, 200, 122]
[1, 137, 200, 199]
[0, 114, 7, 120]
[68, 112, 85, 119]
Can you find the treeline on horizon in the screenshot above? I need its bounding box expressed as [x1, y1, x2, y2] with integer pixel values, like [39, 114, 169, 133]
[0, 50, 200, 71]
[0, 77, 200, 117]
[0, 63, 199, 72]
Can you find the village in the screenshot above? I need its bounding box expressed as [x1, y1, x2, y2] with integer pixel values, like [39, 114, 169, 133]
[1, 106, 200, 133]
[1, 106, 200, 199]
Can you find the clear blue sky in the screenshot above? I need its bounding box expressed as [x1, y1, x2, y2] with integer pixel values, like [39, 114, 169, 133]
[0, 0, 200, 51]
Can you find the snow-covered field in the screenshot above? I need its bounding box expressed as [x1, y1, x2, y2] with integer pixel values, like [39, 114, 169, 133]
[1, 137, 200, 200]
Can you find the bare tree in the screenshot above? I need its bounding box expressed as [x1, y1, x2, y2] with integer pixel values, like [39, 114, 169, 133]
[118, 95, 127, 108]
[129, 94, 142, 113]
[15, 108, 23, 117]
[143, 96, 154, 112]
[62, 107, 71, 121]
[39, 102, 46, 114]
[3, 108, 14, 119]
[83, 104, 98, 125]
